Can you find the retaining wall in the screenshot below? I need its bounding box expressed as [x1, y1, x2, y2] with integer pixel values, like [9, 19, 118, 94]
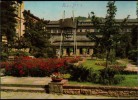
[62, 85, 138, 97]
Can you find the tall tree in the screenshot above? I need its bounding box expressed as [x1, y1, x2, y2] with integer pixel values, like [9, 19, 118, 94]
[0, 1, 17, 46]
[128, 25, 138, 62]
[87, 1, 129, 67]
[23, 10, 52, 58]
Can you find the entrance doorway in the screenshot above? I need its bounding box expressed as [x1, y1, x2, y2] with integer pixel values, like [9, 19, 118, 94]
[67, 48, 70, 56]
[80, 48, 83, 54]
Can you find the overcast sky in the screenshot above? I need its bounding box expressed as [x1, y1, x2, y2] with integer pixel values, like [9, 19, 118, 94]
[24, 1, 137, 21]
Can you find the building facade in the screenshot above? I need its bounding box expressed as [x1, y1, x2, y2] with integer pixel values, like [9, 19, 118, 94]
[46, 18, 138, 57]
[2, 1, 25, 44]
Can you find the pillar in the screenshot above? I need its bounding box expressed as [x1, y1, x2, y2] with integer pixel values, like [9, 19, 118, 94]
[89, 49, 93, 55]
[76, 49, 80, 56]
[48, 80, 68, 94]
[63, 48, 67, 56]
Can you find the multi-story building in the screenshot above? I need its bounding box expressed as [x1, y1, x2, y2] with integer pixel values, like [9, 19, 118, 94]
[46, 18, 138, 57]
[14, 1, 25, 39]
[2, 1, 25, 44]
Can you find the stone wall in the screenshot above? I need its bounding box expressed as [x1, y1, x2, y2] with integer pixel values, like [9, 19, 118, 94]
[63, 85, 138, 97]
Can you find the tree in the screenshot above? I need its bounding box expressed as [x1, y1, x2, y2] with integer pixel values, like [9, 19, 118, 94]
[0, 1, 17, 46]
[128, 26, 138, 62]
[87, 1, 129, 67]
[23, 10, 52, 58]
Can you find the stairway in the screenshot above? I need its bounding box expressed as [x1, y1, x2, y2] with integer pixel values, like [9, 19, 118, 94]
[0, 84, 49, 93]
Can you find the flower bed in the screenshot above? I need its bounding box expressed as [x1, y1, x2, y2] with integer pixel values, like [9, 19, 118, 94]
[3, 56, 82, 77]
[95, 62, 126, 72]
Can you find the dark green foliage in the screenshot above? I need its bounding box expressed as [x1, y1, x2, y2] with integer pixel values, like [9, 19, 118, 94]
[113, 75, 125, 84]
[87, 70, 100, 83]
[29, 67, 47, 77]
[23, 10, 54, 58]
[0, 1, 17, 43]
[66, 64, 90, 82]
[87, 1, 130, 67]
[119, 70, 137, 75]
[0, 52, 8, 61]
[128, 26, 138, 62]
[99, 68, 117, 85]
[9, 50, 31, 56]
[66, 64, 125, 85]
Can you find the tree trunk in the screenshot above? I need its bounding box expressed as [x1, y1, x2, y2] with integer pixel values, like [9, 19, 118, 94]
[106, 49, 110, 68]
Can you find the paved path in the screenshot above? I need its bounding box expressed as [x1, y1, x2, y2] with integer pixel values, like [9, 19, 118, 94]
[117, 60, 138, 72]
[1, 91, 134, 99]
[1, 76, 51, 85]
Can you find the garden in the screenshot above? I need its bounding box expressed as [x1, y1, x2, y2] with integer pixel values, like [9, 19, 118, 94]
[1, 55, 137, 87]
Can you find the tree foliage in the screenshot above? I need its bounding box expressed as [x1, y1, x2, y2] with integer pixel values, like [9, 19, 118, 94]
[87, 1, 129, 67]
[23, 10, 53, 58]
[0, 1, 17, 43]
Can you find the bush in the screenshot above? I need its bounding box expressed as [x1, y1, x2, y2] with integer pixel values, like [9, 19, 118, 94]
[128, 50, 138, 63]
[9, 50, 31, 57]
[4, 57, 65, 77]
[4, 57, 80, 77]
[66, 64, 90, 82]
[87, 69, 100, 83]
[114, 75, 125, 84]
[119, 70, 137, 75]
[98, 67, 125, 85]
[0, 52, 8, 61]
[0, 62, 13, 68]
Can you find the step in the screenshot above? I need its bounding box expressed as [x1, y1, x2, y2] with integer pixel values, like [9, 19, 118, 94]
[1, 86, 47, 93]
[1, 84, 45, 88]
[0, 84, 49, 93]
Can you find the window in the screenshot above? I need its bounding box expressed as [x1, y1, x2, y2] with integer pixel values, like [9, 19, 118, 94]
[51, 29, 53, 33]
[80, 29, 82, 32]
[53, 29, 57, 33]
[94, 29, 99, 32]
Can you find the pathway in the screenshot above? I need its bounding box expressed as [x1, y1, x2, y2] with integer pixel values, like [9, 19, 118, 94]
[117, 59, 138, 72]
[1, 91, 135, 99]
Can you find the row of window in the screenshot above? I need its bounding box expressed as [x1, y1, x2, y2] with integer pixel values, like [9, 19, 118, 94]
[48, 28, 131, 33]
[78, 22, 93, 25]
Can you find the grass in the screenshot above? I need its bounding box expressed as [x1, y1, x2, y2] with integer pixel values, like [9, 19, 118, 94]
[117, 58, 137, 65]
[114, 74, 138, 87]
[69, 59, 138, 87]
[82, 59, 104, 71]
[68, 75, 138, 87]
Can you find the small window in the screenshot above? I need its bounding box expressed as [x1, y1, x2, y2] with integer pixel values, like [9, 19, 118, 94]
[80, 29, 82, 32]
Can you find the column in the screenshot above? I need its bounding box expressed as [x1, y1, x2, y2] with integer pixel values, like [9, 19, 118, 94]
[63, 48, 67, 56]
[89, 49, 93, 55]
[76, 49, 80, 56]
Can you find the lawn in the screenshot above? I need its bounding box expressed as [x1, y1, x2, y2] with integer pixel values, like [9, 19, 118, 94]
[82, 59, 104, 71]
[69, 59, 138, 87]
[69, 75, 138, 87]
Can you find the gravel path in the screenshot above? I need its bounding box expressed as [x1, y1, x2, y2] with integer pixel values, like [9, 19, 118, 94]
[117, 60, 138, 72]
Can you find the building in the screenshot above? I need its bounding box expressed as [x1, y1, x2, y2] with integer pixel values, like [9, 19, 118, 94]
[46, 18, 138, 57]
[14, 1, 25, 39]
[2, 1, 25, 44]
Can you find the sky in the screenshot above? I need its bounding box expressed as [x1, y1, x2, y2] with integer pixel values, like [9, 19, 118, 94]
[24, 1, 137, 21]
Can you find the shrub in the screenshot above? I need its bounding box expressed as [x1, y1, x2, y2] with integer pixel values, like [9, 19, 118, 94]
[66, 64, 90, 82]
[113, 75, 125, 84]
[4, 57, 80, 77]
[9, 50, 31, 57]
[98, 67, 125, 85]
[0, 62, 13, 68]
[0, 52, 8, 61]
[86, 68, 100, 83]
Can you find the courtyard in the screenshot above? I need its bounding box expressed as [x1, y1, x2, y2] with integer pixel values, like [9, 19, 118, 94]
[1, 1, 138, 99]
